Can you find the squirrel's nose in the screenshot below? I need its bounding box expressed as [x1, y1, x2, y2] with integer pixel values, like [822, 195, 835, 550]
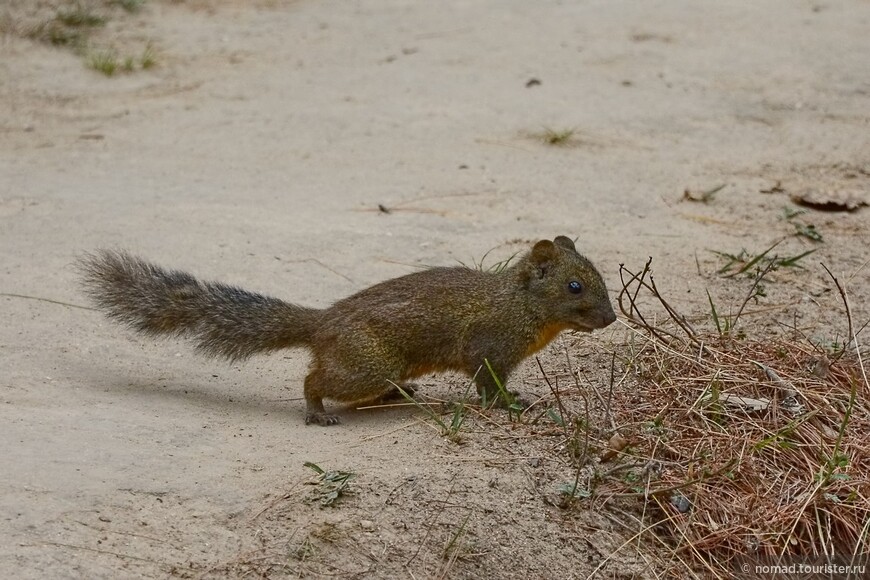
[601, 309, 617, 327]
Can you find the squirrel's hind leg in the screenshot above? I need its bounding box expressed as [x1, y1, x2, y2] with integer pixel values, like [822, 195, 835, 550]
[303, 363, 401, 426]
[303, 369, 341, 426]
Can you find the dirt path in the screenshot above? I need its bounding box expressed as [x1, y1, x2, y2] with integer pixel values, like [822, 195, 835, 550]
[1, 0, 868, 577]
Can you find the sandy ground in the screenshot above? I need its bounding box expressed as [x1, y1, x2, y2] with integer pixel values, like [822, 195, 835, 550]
[1, 0, 869, 577]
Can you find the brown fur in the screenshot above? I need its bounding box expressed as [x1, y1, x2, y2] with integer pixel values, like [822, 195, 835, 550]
[79, 236, 616, 426]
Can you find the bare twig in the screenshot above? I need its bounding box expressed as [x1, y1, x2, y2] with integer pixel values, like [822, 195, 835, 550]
[0, 292, 96, 311]
[730, 259, 777, 330]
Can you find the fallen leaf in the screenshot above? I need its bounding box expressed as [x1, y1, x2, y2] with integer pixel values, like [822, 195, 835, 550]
[790, 188, 868, 212]
[601, 432, 629, 461]
[720, 394, 770, 412]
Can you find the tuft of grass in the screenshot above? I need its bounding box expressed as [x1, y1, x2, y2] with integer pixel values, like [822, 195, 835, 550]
[706, 288, 725, 335]
[392, 380, 471, 443]
[16, 1, 152, 73]
[458, 246, 519, 274]
[392, 362, 525, 441]
[793, 222, 823, 242]
[139, 43, 156, 69]
[27, 3, 105, 47]
[56, 3, 107, 28]
[776, 248, 818, 267]
[539, 127, 576, 146]
[783, 206, 824, 242]
[85, 44, 156, 76]
[46, 25, 83, 47]
[441, 512, 472, 561]
[87, 49, 119, 76]
[111, 0, 146, 12]
[302, 462, 355, 507]
[706, 259, 775, 337]
[711, 239, 817, 278]
[483, 359, 524, 420]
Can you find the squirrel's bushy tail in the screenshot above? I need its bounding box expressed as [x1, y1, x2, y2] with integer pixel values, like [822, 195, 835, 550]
[79, 250, 319, 361]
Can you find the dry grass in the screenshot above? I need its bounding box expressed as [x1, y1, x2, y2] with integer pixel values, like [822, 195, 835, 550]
[580, 259, 870, 576]
[1, 1, 157, 73]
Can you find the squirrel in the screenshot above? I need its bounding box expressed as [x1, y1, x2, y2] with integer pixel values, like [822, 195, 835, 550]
[78, 236, 616, 426]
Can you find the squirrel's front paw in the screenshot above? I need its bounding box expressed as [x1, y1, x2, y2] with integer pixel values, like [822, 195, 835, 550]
[305, 412, 341, 426]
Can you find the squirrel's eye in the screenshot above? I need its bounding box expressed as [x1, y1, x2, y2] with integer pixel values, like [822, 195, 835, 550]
[567, 281, 583, 294]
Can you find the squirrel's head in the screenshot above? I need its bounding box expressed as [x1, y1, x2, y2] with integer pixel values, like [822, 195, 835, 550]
[519, 236, 617, 332]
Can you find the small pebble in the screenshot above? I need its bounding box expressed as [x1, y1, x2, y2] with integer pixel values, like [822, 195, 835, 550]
[670, 493, 691, 513]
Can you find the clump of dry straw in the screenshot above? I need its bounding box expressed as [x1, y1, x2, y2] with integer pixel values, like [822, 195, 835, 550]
[601, 259, 869, 576]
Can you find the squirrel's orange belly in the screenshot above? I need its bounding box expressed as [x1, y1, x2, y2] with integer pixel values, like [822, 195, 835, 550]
[525, 323, 571, 357]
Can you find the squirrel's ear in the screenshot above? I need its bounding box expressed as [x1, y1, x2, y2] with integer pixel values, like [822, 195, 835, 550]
[530, 240, 559, 278]
[531, 240, 558, 263]
[553, 236, 576, 253]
